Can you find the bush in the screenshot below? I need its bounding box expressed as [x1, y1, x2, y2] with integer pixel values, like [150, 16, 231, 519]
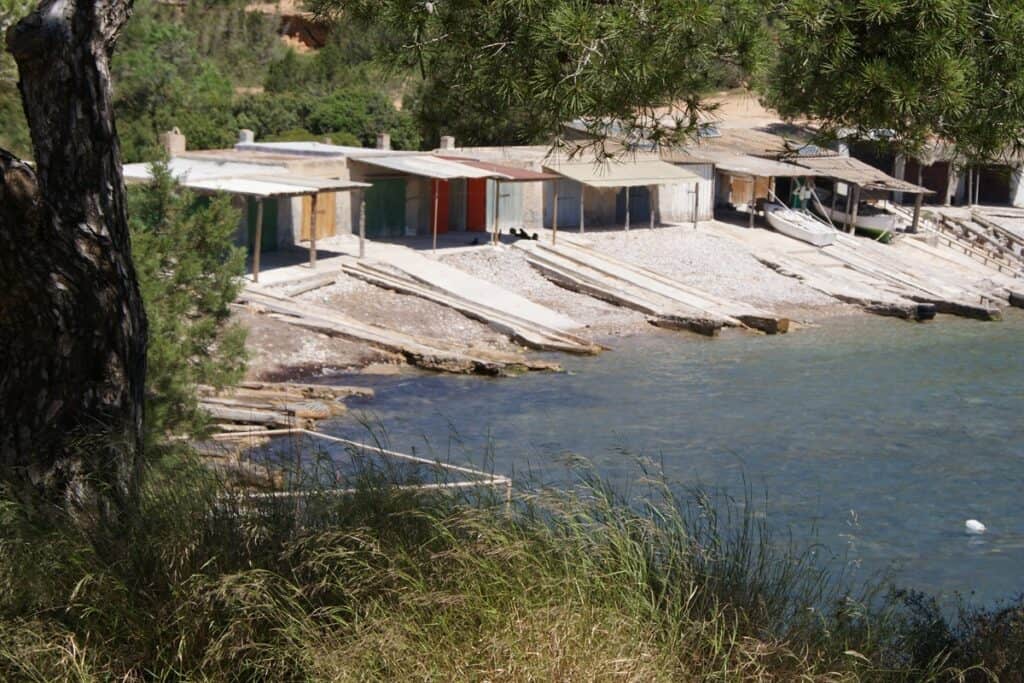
[306, 89, 420, 150]
[129, 163, 248, 446]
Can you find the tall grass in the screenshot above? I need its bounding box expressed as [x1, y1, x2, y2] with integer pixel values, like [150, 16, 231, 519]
[0, 445, 1014, 681]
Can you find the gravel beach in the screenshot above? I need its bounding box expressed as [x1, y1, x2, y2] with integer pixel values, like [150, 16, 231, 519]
[242, 222, 855, 380]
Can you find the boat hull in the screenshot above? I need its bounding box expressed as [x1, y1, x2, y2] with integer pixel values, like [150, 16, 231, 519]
[811, 194, 896, 243]
[764, 205, 836, 247]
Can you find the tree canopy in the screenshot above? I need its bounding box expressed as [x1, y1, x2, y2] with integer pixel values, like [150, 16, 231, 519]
[944, 0, 1024, 164]
[768, 0, 1024, 164]
[310, 0, 772, 152]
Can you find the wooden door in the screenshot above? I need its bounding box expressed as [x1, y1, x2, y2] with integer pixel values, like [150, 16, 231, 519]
[729, 175, 754, 204]
[301, 191, 336, 241]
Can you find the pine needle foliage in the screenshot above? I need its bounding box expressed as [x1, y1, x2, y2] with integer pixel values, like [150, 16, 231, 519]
[769, 0, 1024, 164]
[767, 0, 975, 155]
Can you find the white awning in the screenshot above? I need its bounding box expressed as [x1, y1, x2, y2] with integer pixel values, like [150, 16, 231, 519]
[543, 159, 699, 188]
[352, 154, 507, 180]
[182, 175, 370, 198]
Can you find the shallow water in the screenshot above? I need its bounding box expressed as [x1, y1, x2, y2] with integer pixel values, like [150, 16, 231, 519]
[326, 311, 1024, 604]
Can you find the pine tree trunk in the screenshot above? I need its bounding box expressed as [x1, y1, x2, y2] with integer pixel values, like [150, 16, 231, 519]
[0, 0, 146, 526]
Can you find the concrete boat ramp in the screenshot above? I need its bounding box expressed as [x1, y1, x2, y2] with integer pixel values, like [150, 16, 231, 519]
[517, 239, 789, 336]
[339, 243, 603, 355]
[240, 287, 561, 377]
[706, 221, 1019, 321]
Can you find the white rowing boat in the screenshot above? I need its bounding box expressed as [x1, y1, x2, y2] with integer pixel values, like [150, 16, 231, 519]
[812, 189, 897, 238]
[763, 203, 836, 247]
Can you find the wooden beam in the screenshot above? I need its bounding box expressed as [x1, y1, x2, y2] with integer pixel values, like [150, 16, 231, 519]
[309, 192, 318, 267]
[649, 185, 656, 229]
[624, 185, 631, 230]
[491, 180, 499, 244]
[252, 198, 264, 283]
[579, 184, 585, 233]
[432, 178, 439, 253]
[911, 192, 923, 234]
[359, 189, 366, 259]
[849, 185, 861, 234]
[692, 182, 700, 229]
[492, 179, 500, 245]
[552, 180, 559, 245]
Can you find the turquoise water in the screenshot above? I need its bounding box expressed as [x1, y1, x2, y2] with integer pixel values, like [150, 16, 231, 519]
[328, 312, 1024, 603]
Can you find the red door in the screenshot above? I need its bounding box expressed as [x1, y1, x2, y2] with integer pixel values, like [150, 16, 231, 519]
[466, 178, 488, 231]
[432, 179, 451, 234]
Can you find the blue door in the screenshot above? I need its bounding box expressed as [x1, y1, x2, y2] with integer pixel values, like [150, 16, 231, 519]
[616, 186, 651, 224]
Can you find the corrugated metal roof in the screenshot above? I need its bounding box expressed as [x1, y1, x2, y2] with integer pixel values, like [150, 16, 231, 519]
[543, 159, 700, 188]
[123, 158, 288, 183]
[183, 175, 370, 198]
[793, 156, 933, 194]
[352, 154, 504, 180]
[439, 156, 560, 182]
[672, 149, 824, 178]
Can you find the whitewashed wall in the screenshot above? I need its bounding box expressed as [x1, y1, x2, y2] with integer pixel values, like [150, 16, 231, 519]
[658, 163, 714, 223]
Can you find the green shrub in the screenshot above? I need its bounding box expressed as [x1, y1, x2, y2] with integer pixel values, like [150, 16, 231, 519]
[129, 163, 248, 446]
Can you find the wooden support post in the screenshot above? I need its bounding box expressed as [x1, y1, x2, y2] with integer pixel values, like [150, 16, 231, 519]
[432, 178, 439, 254]
[252, 198, 264, 283]
[552, 180, 559, 245]
[579, 184, 585, 233]
[843, 185, 853, 232]
[358, 189, 366, 260]
[849, 185, 861, 235]
[492, 179, 500, 245]
[945, 163, 955, 206]
[649, 185, 656, 229]
[975, 168, 982, 205]
[495, 180, 502, 243]
[831, 181, 838, 216]
[692, 181, 700, 229]
[967, 167, 973, 206]
[910, 192, 923, 234]
[624, 186, 631, 231]
[308, 192, 318, 268]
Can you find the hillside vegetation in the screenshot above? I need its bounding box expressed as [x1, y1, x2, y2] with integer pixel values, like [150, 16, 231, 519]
[0, 0, 420, 160]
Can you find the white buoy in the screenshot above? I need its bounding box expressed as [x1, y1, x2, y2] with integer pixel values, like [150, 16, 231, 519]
[965, 519, 986, 535]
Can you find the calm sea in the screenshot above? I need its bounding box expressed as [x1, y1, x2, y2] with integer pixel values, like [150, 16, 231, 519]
[325, 311, 1024, 603]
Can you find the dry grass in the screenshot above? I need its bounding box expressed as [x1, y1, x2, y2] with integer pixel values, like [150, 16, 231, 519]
[0, 449, 1011, 681]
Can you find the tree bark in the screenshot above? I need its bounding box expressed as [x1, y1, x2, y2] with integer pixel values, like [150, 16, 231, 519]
[0, 0, 146, 526]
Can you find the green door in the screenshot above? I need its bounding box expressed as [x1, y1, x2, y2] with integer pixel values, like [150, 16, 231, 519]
[247, 197, 279, 252]
[365, 179, 406, 238]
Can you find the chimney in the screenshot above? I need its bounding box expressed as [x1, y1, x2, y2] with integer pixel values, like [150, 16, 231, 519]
[238, 129, 255, 145]
[439, 135, 456, 150]
[159, 127, 186, 156]
[376, 132, 391, 150]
